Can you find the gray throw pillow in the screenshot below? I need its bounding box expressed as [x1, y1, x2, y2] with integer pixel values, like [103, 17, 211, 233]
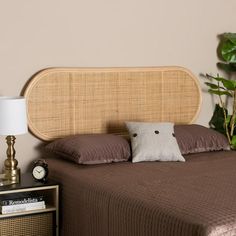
[126, 122, 185, 163]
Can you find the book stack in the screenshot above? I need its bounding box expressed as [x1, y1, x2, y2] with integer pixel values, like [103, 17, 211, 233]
[0, 194, 46, 214]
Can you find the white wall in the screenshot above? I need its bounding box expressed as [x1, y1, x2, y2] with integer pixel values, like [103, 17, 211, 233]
[0, 0, 236, 172]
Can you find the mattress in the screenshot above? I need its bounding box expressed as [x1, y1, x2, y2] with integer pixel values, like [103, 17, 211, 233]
[47, 151, 236, 236]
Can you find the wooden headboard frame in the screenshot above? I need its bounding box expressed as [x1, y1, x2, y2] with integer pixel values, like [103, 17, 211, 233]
[23, 67, 202, 141]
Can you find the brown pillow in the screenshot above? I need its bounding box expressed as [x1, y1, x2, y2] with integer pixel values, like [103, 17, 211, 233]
[174, 124, 230, 154]
[45, 134, 131, 164]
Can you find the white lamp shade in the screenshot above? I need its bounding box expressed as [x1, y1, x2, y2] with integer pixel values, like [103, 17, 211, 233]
[0, 97, 28, 135]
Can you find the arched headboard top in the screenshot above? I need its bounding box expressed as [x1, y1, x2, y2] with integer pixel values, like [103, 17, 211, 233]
[24, 66, 202, 141]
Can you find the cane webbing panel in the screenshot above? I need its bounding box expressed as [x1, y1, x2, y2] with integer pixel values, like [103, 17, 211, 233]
[24, 67, 202, 141]
[0, 212, 53, 236]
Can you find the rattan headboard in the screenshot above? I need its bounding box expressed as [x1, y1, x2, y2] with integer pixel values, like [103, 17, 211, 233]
[23, 67, 202, 141]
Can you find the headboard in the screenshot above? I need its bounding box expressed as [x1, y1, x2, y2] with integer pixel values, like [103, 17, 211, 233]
[23, 67, 202, 141]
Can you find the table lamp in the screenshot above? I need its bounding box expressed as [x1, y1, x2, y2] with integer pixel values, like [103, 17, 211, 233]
[0, 96, 27, 186]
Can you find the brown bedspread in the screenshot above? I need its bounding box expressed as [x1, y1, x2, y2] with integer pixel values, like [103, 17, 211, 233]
[47, 151, 236, 236]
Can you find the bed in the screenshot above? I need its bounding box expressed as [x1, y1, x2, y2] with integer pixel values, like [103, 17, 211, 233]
[23, 67, 236, 236]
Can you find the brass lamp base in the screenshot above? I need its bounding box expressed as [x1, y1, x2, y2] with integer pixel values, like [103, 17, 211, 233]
[0, 136, 21, 186]
[0, 169, 20, 186]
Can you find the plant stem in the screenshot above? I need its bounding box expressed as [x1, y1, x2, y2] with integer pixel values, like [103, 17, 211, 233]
[219, 95, 231, 143]
[230, 89, 236, 137]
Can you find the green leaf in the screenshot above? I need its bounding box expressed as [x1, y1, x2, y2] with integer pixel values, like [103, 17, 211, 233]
[220, 40, 236, 63]
[217, 62, 236, 72]
[209, 104, 228, 135]
[231, 135, 236, 148]
[205, 82, 226, 90]
[221, 79, 236, 90]
[206, 74, 236, 90]
[204, 82, 218, 89]
[223, 33, 236, 45]
[208, 89, 232, 97]
[226, 115, 232, 125]
[205, 74, 215, 80]
[206, 74, 228, 83]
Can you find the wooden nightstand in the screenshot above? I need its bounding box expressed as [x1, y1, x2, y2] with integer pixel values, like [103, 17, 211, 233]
[0, 173, 59, 236]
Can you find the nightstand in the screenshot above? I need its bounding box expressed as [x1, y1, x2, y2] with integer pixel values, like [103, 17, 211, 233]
[0, 173, 59, 236]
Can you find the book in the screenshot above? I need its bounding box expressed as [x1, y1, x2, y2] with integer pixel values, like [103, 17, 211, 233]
[0, 201, 46, 214]
[0, 193, 44, 206]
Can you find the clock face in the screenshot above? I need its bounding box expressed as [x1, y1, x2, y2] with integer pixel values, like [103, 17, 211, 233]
[32, 166, 46, 180]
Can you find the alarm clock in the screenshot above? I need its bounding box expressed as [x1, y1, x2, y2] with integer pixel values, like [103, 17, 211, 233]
[32, 159, 49, 182]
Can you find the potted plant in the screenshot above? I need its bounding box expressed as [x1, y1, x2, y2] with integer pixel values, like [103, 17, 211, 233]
[205, 33, 236, 148]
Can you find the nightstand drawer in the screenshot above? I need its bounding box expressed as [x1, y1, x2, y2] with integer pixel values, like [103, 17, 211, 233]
[0, 212, 54, 236]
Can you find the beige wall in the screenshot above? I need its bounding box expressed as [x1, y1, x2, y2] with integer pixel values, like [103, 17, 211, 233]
[0, 0, 236, 172]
